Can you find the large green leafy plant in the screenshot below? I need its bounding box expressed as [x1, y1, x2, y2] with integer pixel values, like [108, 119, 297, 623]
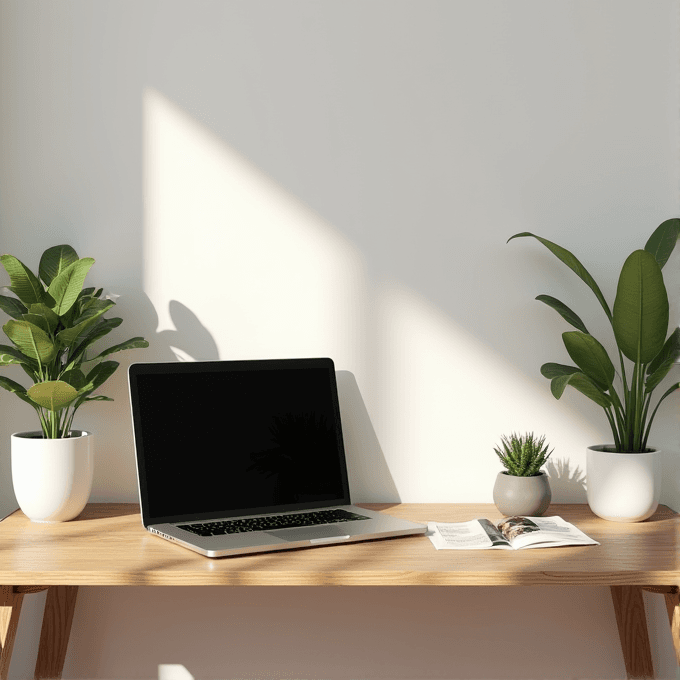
[0, 245, 149, 438]
[509, 219, 680, 453]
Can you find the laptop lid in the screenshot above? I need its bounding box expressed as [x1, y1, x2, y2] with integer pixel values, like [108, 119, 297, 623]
[128, 358, 352, 528]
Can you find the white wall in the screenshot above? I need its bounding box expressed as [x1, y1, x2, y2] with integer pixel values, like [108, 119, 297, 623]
[0, 1, 678, 678]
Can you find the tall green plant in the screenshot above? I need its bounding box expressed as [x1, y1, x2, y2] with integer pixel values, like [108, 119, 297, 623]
[0, 245, 149, 438]
[509, 218, 680, 453]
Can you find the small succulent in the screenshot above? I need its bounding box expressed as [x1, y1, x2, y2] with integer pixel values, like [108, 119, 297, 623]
[494, 432, 552, 477]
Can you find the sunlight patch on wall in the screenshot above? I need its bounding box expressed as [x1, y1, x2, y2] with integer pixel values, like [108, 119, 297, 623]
[143, 88, 366, 367]
[142, 88, 600, 504]
[376, 281, 601, 501]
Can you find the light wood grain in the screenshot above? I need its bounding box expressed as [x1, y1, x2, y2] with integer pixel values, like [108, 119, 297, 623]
[34, 586, 78, 680]
[0, 503, 677, 680]
[0, 585, 24, 680]
[0, 503, 676, 587]
[611, 586, 654, 679]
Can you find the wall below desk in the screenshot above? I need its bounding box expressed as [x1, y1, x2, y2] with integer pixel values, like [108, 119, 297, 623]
[6, 585, 677, 679]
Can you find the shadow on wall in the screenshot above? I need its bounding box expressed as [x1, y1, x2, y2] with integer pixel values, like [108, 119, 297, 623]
[337, 370, 400, 503]
[544, 457, 587, 503]
[122, 296, 399, 503]
[157, 299, 220, 362]
[82, 293, 221, 501]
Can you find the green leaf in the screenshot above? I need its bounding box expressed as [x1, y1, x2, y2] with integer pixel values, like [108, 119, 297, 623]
[91, 336, 149, 361]
[644, 218, 680, 269]
[536, 295, 589, 334]
[60, 369, 86, 390]
[27, 303, 59, 333]
[652, 381, 680, 407]
[550, 374, 571, 399]
[21, 313, 50, 335]
[613, 250, 669, 364]
[0, 295, 27, 319]
[562, 331, 615, 390]
[47, 257, 95, 316]
[0, 376, 27, 395]
[56, 299, 115, 347]
[74, 393, 114, 409]
[645, 328, 680, 393]
[540, 363, 580, 379]
[0, 255, 45, 306]
[508, 232, 612, 321]
[0, 376, 35, 407]
[19, 362, 39, 382]
[27, 381, 78, 411]
[643, 381, 680, 449]
[3, 319, 56, 363]
[67, 317, 122, 366]
[0, 344, 38, 368]
[552, 371, 612, 408]
[38, 245, 79, 286]
[81, 360, 119, 392]
[568, 373, 612, 408]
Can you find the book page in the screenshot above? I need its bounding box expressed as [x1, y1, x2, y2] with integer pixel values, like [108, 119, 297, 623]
[497, 516, 599, 549]
[427, 520, 510, 550]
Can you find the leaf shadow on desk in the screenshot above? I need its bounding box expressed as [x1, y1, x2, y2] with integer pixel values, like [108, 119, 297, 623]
[545, 457, 586, 503]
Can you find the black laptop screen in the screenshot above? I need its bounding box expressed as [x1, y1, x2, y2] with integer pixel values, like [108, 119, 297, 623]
[129, 359, 351, 525]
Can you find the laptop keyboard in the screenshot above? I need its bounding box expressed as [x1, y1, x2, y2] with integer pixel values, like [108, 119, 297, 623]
[178, 508, 370, 537]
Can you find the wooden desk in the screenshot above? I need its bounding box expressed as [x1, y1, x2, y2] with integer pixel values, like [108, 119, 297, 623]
[0, 503, 677, 680]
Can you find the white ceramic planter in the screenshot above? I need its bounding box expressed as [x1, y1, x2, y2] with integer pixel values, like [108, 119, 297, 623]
[586, 445, 662, 523]
[11, 430, 94, 523]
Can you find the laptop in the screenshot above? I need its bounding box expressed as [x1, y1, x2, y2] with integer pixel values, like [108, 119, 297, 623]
[128, 357, 427, 557]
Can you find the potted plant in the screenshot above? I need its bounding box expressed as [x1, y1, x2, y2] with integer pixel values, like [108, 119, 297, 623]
[509, 218, 680, 522]
[0, 244, 149, 522]
[492, 432, 552, 516]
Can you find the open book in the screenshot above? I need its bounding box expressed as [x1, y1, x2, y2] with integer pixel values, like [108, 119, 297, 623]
[427, 516, 599, 550]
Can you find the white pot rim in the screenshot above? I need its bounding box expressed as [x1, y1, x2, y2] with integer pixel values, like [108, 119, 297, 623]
[11, 430, 92, 439]
[498, 470, 548, 477]
[587, 444, 659, 455]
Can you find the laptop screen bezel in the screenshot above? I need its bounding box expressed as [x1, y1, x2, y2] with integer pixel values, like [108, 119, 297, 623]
[128, 357, 352, 527]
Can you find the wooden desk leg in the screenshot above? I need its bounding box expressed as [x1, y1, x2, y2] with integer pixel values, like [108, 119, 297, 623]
[0, 586, 24, 680]
[664, 589, 680, 668]
[611, 586, 655, 679]
[34, 586, 78, 680]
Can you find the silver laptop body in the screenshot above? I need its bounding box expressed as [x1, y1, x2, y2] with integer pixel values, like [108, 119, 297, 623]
[128, 358, 426, 558]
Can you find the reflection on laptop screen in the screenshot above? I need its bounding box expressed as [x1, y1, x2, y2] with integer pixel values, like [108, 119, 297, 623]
[130, 360, 350, 524]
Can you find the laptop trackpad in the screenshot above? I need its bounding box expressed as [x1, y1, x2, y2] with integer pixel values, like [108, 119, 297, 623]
[266, 525, 351, 542]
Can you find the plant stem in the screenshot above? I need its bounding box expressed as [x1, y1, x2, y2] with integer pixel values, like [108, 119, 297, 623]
[604, 407, 621, 451]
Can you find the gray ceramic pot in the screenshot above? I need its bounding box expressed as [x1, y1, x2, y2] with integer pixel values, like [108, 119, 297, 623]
[492, 471, 551, 516]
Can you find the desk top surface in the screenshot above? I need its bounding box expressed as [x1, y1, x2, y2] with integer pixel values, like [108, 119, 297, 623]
[0, 503, 677, 586]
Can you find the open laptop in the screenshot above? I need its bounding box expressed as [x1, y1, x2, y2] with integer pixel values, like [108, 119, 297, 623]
[128, 357, 426, 557]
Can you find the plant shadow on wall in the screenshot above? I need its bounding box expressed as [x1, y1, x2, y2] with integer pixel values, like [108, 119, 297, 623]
[544, 458, 586, 502]
[135, 299, 399, 503]
[155, 299, 220, 362]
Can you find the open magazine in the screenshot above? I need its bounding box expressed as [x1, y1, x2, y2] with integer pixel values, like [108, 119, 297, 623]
[427, 516, 599, 550]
